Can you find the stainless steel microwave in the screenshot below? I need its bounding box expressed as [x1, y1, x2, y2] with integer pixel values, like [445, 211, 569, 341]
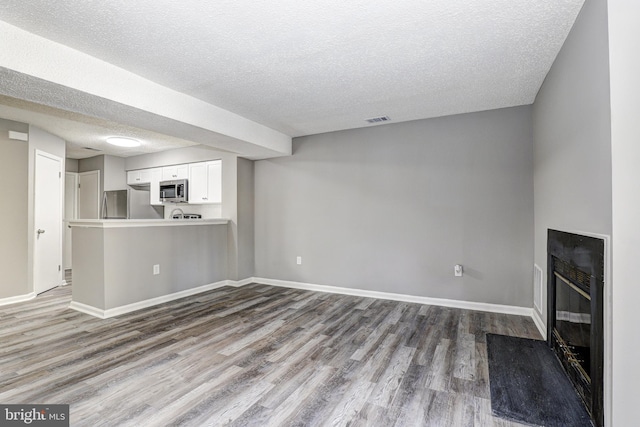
[160, 179, 188, 203]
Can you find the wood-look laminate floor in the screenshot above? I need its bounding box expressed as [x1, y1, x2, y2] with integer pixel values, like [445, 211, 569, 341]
[0, 283, 541, 426]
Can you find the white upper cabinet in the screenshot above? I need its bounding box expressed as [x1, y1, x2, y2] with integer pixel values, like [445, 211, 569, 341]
[206, 161, 222, 203]
[162, 164, 188, 181]
[188, 162, 208, 203]
[149, 168, 163, 205]
[127, 161, 220, 206]
[188, 160, 222, 204]
[127, 169, 153, 185]
[127, 167, 162, 205]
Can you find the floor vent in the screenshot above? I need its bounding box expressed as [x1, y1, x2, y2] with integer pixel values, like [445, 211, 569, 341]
[534, 264, 543, 313]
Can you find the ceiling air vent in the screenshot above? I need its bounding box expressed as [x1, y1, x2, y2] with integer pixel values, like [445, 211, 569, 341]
[365, 116, 391, 124]
[83, 147, 102, 152]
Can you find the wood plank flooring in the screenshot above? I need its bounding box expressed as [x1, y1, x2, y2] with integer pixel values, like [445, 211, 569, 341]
[0, 283, 542, 426]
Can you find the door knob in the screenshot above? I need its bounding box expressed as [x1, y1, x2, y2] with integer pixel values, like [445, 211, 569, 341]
[37, 229, 45, 235]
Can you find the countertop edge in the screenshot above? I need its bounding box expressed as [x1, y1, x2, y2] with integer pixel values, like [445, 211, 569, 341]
[67, 219, 230, 228]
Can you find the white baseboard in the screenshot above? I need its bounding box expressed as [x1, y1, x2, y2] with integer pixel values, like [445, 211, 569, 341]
[69, 280, 232, 319]
[531, 308, 546, 339]
[69, 300, 107, 318]
[67, 276, 540, 328]
[230, 277, 254, 287]
[0, 291, 36, 307]
[251, 277, 535, 317]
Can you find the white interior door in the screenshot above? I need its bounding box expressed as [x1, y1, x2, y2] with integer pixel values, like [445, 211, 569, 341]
[78, 170, 100, 219]
[34, 150, 63, 294]
[64, 172, 78, 270]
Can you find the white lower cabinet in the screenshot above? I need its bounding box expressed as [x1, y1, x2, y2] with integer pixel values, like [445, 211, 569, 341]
[188, 160, 221, 204]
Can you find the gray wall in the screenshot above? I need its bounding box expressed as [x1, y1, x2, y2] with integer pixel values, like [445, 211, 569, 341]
[255, 106, 534, 307]
[103, 155, 126, 191]
[104, 225, 228, 308]
[0, 122, 66, 299]
[72, 227, 105, 308]
[78, 155, 105, 216]
[237, 158, 255, 280]
[79, 154, 127, 194]
[532, 0, 612, 325]
[126, 145, 242, 280]
[129, 188, 164, 219]
[72, 224, 228, 310]
[0, 119, 29, 299]
[78, 155, 104, 175]
[65, 158, 79, 172]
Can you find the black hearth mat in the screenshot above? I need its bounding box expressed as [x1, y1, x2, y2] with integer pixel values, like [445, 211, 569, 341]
[486, 333, 592, 427]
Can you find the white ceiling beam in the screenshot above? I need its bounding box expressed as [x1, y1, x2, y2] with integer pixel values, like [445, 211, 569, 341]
[0, 21, 292, 158]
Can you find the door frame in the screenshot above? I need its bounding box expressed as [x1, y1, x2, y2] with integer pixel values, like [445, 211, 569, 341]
[64, 172, 79, 272]
[33, 149, 64, 294]
[78, 170, 101, 219]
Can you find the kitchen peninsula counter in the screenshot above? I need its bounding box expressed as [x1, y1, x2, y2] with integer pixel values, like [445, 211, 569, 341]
[68, 218, 230, 318]
[69, 218, 229, 228]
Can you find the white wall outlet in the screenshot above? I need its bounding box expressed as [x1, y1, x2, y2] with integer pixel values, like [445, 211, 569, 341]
[153, 264, 160, 275]
[454, 264, 463, 277]
[296, 256, 302, 265]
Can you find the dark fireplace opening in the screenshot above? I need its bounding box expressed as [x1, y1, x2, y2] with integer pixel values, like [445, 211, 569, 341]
[552, 259, 593, 411]
[548, 230, 604, 427]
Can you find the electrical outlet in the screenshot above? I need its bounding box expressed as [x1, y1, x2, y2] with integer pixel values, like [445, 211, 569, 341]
[454, 264, 463, 277]
[153, 264, 160, 275]
[296, 256, 302, 265]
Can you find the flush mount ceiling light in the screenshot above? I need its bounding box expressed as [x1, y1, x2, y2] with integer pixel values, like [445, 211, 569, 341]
[106, 136, 141, 147]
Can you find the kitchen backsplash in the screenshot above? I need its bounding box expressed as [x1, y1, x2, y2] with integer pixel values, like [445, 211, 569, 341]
[129, 187, 164, 220]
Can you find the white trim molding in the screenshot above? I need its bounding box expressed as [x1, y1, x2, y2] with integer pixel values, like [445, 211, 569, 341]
[231, 277, 255, 287]
[68, 300, 106, 319]
[531, 308, 546, 339]
[69, 280, 233, 319]
[251, 277, 536, 317]
[67, 275, 547, 341]
[0, 291, 36, 307]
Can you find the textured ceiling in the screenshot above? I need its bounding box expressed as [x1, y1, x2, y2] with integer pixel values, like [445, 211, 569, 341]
[0, 0, 584, 154]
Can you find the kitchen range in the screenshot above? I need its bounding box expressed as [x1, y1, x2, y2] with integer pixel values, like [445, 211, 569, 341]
[169, 207, 201, 220]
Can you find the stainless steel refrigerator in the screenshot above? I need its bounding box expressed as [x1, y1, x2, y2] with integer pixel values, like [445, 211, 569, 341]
[101, 190, 129, 219]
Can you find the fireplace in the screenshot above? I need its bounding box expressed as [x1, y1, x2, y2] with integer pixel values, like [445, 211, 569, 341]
[547, 229, 604, 427]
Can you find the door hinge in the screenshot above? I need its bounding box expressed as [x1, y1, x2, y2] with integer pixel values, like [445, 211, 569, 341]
[58, 265, 61, 271]
[78, 183, 81, 189]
